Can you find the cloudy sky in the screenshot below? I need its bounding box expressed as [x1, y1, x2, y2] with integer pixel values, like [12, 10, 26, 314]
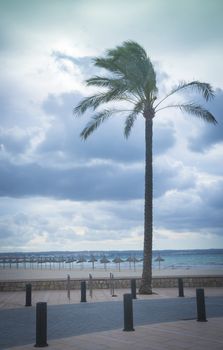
[0, 0, 222, 252]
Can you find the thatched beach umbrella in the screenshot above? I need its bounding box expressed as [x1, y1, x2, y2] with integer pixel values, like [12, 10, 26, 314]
[133, 257, 141, 271]
[112, 257, 124, 272]
[126, 256, 134, 270]
[5, 257, 12, 269]
[28, 256, 36, 269]
[65, 256, 74, 269]
[1, 257, 9, 268]
[88, 255, 98, 270]
[71, 256, 77, 269]
[44, 256, 52, 269]
[49, 257, 53, 269]
[100, 256, 110, 270]
[126, 257, 140, 271]
[37, 256, 43, 269]
[21, 256, 29, 269]
[17, 257, 24, 268]
[53, 256, 65, 269]
[15, 257, 19, 269]
[155, 254, 165, 270]
[37, 256, 47, 269]
[76, 256, 86, 263]
[76, 256, 86, 269]
[11, 257, 17, 268]
[51, 256, 58, 268]
[60, 256, 66, 269]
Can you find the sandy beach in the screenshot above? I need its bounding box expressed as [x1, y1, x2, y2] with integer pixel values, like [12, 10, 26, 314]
[0, 266, 222, 281]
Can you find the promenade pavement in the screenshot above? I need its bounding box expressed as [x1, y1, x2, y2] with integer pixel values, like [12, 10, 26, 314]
[1, 288, 223, 350]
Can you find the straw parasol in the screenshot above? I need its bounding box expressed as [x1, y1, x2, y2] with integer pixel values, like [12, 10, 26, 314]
[126, 256, 135, 270]
[76, 256, 86, 269]
[112, 256, 124, 272]
[126, 256, 140, 271]
[100, 256, 110, 270]
[155, 253, 165, 270]
[65, 256, 76, 269]
[88, 255, 98, 270]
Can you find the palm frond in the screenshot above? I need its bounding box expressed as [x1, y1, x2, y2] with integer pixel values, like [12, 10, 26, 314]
[74, 94, 106, 116]
[178, 103, 217, 124]
[156, 103, 217, 124]
[80, 109, 115, 140]
[124, 101, 144, 138]
[154, 81, 215, 110]
[74, 88, 131, 116]
[86, 76, 130, 94]
[86, 76, 115, 88]
[124, 112, 138, 138]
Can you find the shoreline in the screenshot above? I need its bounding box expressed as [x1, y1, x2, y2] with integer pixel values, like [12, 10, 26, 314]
[0, 266, 223, 281]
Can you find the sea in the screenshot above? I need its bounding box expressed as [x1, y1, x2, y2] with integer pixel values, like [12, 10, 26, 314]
[0, 249, 223, 271]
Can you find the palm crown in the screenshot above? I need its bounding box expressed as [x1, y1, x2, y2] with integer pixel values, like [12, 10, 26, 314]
[74, 41, 217, 137]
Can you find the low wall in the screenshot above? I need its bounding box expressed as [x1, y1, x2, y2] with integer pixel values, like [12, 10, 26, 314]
[0, 275, 223, 291]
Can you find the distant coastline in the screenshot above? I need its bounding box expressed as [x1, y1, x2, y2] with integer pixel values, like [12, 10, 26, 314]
[1, 248, 222, 255]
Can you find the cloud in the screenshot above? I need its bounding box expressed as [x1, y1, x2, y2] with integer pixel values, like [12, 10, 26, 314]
[0, 197, 144, 251]
[1, 173, 223, 252]
[153, 157, 196, 198]
[0, 158, 144, 200]
[199, 179, 223, 212]
[52, 51, 96, 77]
[0, 126, 38, 156]
[154, 178, 223, 236]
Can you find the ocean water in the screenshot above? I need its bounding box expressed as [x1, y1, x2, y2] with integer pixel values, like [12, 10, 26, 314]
[0, 249, 223, 271]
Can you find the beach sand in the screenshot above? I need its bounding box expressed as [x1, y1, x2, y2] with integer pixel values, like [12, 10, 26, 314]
[0, 266, 222, 280]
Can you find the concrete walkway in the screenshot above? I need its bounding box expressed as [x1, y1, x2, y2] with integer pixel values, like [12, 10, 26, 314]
[5, 318, 223, 350]
[1, 288, 223, 350]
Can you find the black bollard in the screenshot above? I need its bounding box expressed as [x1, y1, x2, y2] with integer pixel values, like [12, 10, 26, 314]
[196, 288, 207, 322]
[35, 302, 48, 347]
[131, 279, 137, 299]
[178, 278, 184, 297]
[80, 281, 87, 302]
[25, 283, 32, 306]
[123, 294, 135, 331]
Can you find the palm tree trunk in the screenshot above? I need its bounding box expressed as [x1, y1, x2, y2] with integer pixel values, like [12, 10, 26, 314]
[139, 115, 153, 294]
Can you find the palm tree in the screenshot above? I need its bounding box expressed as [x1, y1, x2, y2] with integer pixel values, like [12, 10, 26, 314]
[73, 41, 217, 294]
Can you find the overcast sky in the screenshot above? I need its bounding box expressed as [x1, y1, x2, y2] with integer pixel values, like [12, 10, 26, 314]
[0, 0, 223, 252]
